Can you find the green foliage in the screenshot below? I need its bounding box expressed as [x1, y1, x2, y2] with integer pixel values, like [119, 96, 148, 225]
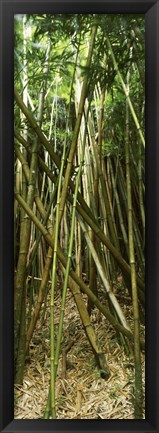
[14, 13, 145, 161]
[14, 13, 145, 418]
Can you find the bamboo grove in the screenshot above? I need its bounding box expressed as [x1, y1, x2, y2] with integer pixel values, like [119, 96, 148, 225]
[14, 14, 145, 419]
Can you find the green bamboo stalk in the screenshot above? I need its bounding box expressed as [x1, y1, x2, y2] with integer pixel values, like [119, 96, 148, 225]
[15, 39, 51, 383]
[125, 71, 143, 418]
[14, 16, 28, 379]
[88, 115, 120, 250]
[54, 106, 87, 379]
[16, 127, 145, 297]
[14, 104, 97, 225]
[14, 126, 39, 383]
[14, 189, 145, 350]
[48, 36, 82, 418]
[58, 22, 97, 222]
[133, 220, 145, 278]
[15, 129, 145, 295]
[14, 143, 58, 276]
[45, 101, 109, 416]
[138, 140, 145, 243]
[105, 35, 145, 147]
[109, 159, 129, 257]
[47, 59, 93, 415]
[79, 218, 131, 331]
[67, 274, 110, 376]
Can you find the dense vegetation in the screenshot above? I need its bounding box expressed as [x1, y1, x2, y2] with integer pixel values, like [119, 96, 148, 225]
[14, 13, 145, 419]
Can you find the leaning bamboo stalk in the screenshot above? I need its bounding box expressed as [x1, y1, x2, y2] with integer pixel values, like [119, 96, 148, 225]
[105, 35, 145, 147]
[109, 159, 129, 257]
[14, 109, 96, 223]
[50, 41, 82, 418]
[14, 112, 39, 384]
[45, 262, 110, 418]
[16, 152, 108, 364]
[15, 140, 58, 277]
[79, 218, 131, 331]
[75, 200, 145, 297]
[68, 277, 110, 377]
[15, 133, 145, 295]
[15, 131, 145, 297]
[14, 108, 145, 295]
[14, 189, 145, 350]
[17, 141, 108, 416]
[15, 40, 52, 383]
[54, 108, 87, 369]
[75, 219, 82, 278]
[133, 220, 145, 278]
[101, 158, 120, 276]
[47, 95, 91, 418]
[88, 115, 120, 250]
[58, 22, 97, 222]
[138, 139, 145, 244]
[14, 158, 21, 267]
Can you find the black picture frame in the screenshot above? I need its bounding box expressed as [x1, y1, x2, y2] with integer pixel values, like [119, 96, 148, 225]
[0, 0, 159, 432]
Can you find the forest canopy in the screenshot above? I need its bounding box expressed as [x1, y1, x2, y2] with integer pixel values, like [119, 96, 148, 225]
[14, 14, 145, 420]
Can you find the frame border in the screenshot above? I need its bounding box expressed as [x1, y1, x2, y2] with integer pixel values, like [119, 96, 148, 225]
[0, 1, 159, 432]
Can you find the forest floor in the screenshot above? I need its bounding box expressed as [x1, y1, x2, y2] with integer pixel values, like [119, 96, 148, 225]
[14, 277, 145, 419]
